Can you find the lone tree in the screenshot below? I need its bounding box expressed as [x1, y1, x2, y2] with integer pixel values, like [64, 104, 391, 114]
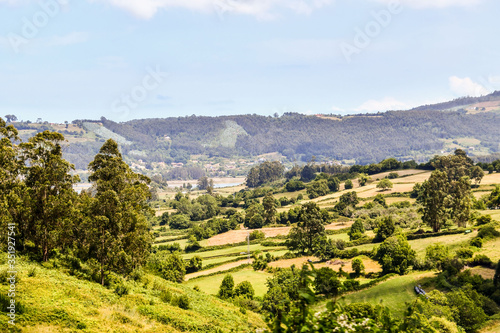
[377, 179, 393, 191]
[287, 202, 327, 254]
[421, 170, 449, 232]
[374, 235, 415, 275]
[218, 274, 235, 299]
[4, 114, 17, 123]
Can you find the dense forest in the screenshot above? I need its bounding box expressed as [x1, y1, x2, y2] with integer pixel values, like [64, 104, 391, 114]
[98, 109, 500, 165]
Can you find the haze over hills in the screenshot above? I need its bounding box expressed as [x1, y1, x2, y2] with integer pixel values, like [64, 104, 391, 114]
[9, 92, 500, 177]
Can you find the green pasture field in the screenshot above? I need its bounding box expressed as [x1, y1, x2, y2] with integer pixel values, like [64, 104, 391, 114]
[185, 268, 273, 297]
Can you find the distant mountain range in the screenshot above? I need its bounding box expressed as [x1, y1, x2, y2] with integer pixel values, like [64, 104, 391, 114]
[11, 92, 500, 171]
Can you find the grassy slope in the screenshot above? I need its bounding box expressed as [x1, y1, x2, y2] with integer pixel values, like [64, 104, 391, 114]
[0, 259, 265, 332]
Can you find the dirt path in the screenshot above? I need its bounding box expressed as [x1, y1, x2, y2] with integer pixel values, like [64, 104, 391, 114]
[185, 259, 253, 281]
[206, 222, 353, 246]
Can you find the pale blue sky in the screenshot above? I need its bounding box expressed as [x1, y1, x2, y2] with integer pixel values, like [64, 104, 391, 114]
[1, 0, 499, 123]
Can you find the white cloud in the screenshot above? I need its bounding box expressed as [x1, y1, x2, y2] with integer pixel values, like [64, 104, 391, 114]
[374, 0, 482, 9]
[331, 105, 344, 112]
[89, 0, 333, 19]
[449, 76, 490, 97]
[355, 97, 408, 112]
[48, 32, 89, 46]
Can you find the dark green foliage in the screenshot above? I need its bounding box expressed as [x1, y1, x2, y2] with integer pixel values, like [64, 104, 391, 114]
[246, 161, 284, 188]
[177, 295, 190, 310]
[387, 172, 399, 179]
[149, 252, 186, 283]
[169, 214, 191, 230]
[374, 235, 416, 275]
[186, 256, 203, 273]
[286, 202, 327, 254]
[249, 230, 265, 240]
[425, 244, 449, 270]
[477, 225, 500, 239]
[285, 179, 305, 192]
[376, 179, 393, 191]
[375, 216, 395, 241]
[343, 279, 361, 291]
[218, 274, 235, 299]
[455, 247, 474, 259]
[306, 179, 329, 199]
[373, 194, 387, 207]
[348, 219, 366, 241]
[476, 215, 492, 226]
[344, 179, 353, 190]
[351, 258, 365, 276]
[314, 267, 342, 297]
[446, 288, 487, 332]
[114, 284, 129, 297]
[470, 237, 483, 248]
[494, 260, 500, 287]
[234, 281, 255, 299]
[470, 254, 493, 268]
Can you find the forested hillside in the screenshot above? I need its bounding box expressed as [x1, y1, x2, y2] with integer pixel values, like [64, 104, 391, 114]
[101, 108, 500, 165]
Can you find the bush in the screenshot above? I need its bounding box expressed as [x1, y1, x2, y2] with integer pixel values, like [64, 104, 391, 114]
[387, 172, 399, 179]
[218, 274, 234, 299]
[343, 279, 361, 291]
[169, 214, 192, 229]
[114, 284, 129, 297]
[471, 254, 493, 268]
[344, 179, 353, 190]
[374, 235, 415, 275]
[470, 237, 483, 248]
[177, 295, 190, 309]
[478, 225, 500, 239]
[186, 256, 203, 273]
[234, 281, 255, 299]
[476, 215, 492, 226]
[314, 267, 342, 297]
[249, 230, 265, 241]
[351, 258, 365, 276]
[455, 247, 474, 259]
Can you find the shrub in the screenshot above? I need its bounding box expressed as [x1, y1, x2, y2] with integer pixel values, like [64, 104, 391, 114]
[169, 214, 192, 229]
[374, 235, 416, 275]
[186, 256, 203, 273]
[234, 281, 255, 299]
[425, 244, 449, 270]
[476, 215, 492, 226]
[177, 295, 190, 309]
[314, 267, 342, 297]
[218, 274, 234, 299]
[387, 172, 399, 179]
[470, 237, 483, 248]
[351, 258, 365, 276]
[471, 254, 493, 268]
[343, 279, 361, 291]
[455, 247, 474, 259]
[478, 225, 500, 239]
[344, 179, 354, 190]
[114, 284, 129, 297]
[249, 230, 265, 241]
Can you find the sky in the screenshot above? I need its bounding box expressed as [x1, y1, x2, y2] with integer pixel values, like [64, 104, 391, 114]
[1, 0, 500, 123]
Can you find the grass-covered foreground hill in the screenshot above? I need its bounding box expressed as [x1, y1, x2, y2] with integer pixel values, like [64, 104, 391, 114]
[0, 258, 265, 332]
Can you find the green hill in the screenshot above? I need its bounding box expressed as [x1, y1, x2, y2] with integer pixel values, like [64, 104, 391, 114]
[0, 258, 265, 332]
